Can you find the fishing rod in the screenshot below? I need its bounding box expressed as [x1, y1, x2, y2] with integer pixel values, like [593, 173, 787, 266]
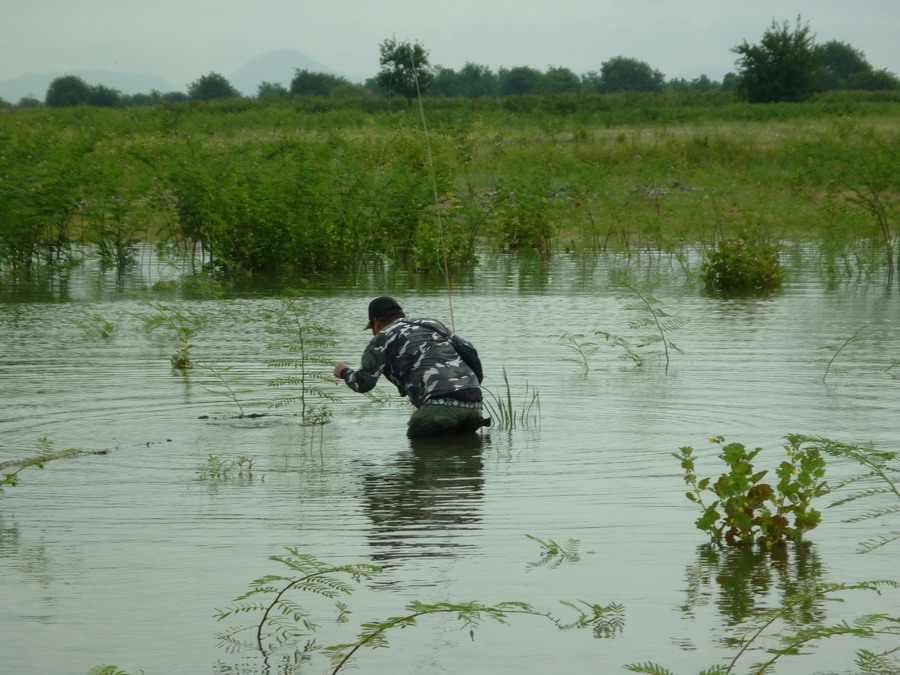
[408, 45, 457, 333]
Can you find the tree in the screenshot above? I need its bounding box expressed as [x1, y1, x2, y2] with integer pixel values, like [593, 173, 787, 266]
[732, 17, 820, 103]
[45, 75, 92, 107]
[374, 37, 434, 104]
[187, 72, 241, 101]
[289, 69, 350, 96]
[815, 40, 900, 91]
[542, 66, 581, 94]
[597, 56, 664, 94]
[816, 40, 871, 90]
[88, 83, 122, 107]
[257, 81, 289, 98]
[457, 62, 498, 97]
[498, 66, 544, 96]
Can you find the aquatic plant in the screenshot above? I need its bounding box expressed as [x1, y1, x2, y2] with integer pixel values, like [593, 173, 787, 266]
[197, 361, 259, 418]
[133, 299, 210, 371]
[1, 437, 86, 493]
[266, 298, 340, 425]
[525, 534, 587, 569]
[482, 366, 541, 430]
[85, 667, 133, 675]
[553, 331, 598, 375]
[324, 598, 623, 672]
[701, 235, 784, 292]
[595, 289, 689, 373]
[70, 310, 119, 339]
[795, 435, 900, 554]
[810, 327, 866, 382]
[216, 547, 623, 673]
[626, 580, 900, 675]
[195, 454, 254, 484]
[674, 435, 829, 547]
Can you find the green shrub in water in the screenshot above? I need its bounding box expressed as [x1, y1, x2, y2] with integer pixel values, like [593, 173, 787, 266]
[701, 236, 784, 291]
[675, 435, 829, 547]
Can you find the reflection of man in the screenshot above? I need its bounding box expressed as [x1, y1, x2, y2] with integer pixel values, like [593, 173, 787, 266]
[334, 296, 490, 437]
[363, 435, 486, 562]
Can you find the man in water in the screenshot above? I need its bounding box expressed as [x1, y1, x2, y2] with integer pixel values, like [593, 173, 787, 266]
[333, 296, 489, 437]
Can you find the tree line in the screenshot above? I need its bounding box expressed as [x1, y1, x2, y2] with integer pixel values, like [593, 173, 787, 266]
[2, 18, 897, 110]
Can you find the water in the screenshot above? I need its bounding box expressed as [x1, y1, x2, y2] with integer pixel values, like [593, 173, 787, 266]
[1, 249, 898, 675]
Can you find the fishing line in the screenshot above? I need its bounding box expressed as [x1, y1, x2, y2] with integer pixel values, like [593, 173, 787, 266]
[408, 45, 456, 333]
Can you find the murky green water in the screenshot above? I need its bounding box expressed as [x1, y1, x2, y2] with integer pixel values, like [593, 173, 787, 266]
[1, 249, 898, 674]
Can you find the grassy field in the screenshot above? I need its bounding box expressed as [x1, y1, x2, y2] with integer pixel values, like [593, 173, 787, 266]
[1, 92, 897, 279]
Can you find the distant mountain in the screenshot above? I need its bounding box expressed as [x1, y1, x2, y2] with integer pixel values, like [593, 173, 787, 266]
[228, 49, 358, 95]
[0, 69, 176, 104]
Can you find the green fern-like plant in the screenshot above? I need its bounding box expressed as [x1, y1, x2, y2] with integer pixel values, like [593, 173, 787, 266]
[324, 598, 624, 673]
[197, 361, 261, 418]
[795, 434, 900, 553]
[1, 437, 85, 493]
[215, 548, 380, 658]
[525, 534, 589, 569]
[810, 327, 866, 382]
[626, 581, 900, 675]
[217, 547, 624, 673]
[133, 299, 210, 371]
[596, 289, 690, 373]
[266, 297, 341, 425]
[553, 331, 598, 375]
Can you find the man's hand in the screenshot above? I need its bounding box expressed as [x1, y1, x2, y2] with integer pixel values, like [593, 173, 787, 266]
[333, 362, 348, 378]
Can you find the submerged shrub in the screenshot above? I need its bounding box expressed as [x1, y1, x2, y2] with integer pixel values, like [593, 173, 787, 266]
[702, 236, 784, 291]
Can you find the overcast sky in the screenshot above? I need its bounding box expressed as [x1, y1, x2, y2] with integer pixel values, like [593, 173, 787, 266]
[2, 0, 898, 88]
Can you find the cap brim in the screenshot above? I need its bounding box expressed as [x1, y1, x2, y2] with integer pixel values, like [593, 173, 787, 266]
[364, 319, 373, 331]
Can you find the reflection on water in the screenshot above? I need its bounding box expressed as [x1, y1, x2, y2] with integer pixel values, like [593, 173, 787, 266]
[681, 543, 826, 628]
[361, 434, 487, 565]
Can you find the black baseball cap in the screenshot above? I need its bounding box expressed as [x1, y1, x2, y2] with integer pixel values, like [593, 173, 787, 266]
[365, 296, 404, 330]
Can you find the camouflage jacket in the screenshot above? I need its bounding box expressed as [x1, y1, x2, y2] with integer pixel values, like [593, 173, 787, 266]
[340, 318, 482, 408]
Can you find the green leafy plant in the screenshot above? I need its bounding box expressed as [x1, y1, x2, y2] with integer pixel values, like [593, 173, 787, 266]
[1, 437, 85, 493]
[702, 235, 784, 292]
[595, 289, 689, 372]
[626, 580, 900, 675]
[266, 298, 340, 425]
[675, 435, 830, 547]
[482, 366, 541, 430]
[810, 327, 866, 382]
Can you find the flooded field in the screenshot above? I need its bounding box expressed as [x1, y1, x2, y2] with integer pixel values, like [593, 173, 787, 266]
[1, 248, 898, 674]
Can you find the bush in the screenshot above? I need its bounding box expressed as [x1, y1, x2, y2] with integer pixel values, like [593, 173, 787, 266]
[702, 236, 784, 291]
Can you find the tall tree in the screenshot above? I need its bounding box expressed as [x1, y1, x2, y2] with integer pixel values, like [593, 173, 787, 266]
[542, 66, 581, 94]
[456, 62, 499, 97]
[290, 69, 350, 96]
[187, 72, 241, 101]
[375, 37, 434, 104]
[732, 17, 820, 103]
[45, 75, 92, 107]
[597, 56, 664, 94]
[498, 66, 544, 96]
